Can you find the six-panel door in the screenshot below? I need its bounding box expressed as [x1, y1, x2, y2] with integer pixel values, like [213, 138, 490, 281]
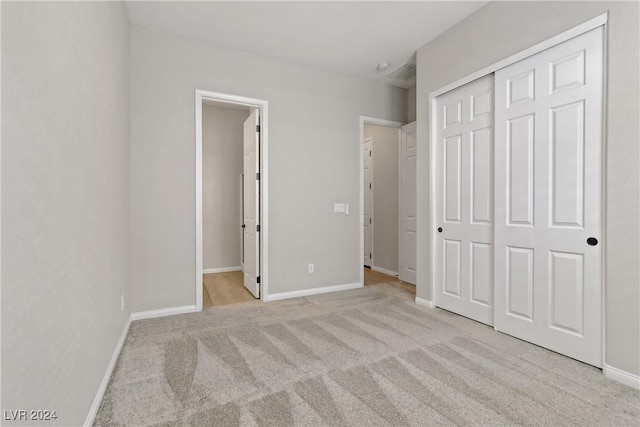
[435, 74, 494, 326]
[399, 122, 417, 284]
[493, 26, 603, 367]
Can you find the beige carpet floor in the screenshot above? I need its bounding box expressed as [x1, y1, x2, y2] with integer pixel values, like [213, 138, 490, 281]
[95, 282, 639, 426]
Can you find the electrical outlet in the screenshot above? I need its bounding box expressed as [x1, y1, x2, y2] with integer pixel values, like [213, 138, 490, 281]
[121, 294, 124, 311]
[308, 264, 314, 274]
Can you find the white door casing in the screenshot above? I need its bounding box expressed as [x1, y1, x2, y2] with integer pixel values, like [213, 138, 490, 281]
[363, 137, 373, 267]
[399, 122, 417, 284]
[435, 75, 494, 326]
[243, 109, 260, 298]
[494, 26, 603, 367]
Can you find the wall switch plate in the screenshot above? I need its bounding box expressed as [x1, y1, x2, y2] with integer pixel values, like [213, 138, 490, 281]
[308, 264, 314, 273]
[334, 203, 346, 213]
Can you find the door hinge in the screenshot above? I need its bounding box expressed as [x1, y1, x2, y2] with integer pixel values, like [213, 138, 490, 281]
[256, 125, 261, 133]
[369, 151, 371, 157]
[256, 224, 260, 232]
[257, 276, 260, 284]
[256, 172, 260, 180]
[369, 218, 371, 224]
[369, 253, 372, 259]
[369, 183, 372, 189]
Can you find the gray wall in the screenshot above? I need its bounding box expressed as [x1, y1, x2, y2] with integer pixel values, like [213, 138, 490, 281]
[1, 2, 131, 425]
[364, 124, 399, 274]
[415, 1, 639, 376]
[407, 86, 416, 122]
[202, 104, 249, 270]
[130, 26, 407, 311]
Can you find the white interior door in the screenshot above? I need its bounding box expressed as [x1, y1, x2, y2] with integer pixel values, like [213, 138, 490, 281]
[243, 109, 260, 298]
[435, 75, 494, 325]
[494, 26, 603, 367]
[363, 137, 373, 267]
[240, 174, 244, 268]
[399, 122, 417, 284]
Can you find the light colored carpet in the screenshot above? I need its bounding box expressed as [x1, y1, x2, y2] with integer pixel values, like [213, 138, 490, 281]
[95, 282, 639, 426]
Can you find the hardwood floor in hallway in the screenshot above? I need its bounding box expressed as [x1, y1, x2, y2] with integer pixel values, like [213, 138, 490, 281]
[203, 271, 256, 307]
[364, 267, 416, 297]
[363, 267, 397, 285]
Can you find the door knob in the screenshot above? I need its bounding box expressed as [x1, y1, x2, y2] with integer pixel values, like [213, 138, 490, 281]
[437, 227, 443, 233]
[587, 237, 598, 246]
[241, 224, 246, 229]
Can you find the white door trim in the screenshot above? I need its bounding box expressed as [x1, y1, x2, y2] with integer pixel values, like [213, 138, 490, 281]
[359, 116, 404, 286]
[196, 90, 269, 309]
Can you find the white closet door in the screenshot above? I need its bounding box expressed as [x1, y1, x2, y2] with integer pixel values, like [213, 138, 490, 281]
[494, 27, 603, 367]
[435, 75, 494, 325]
[399, 122, 417, 284]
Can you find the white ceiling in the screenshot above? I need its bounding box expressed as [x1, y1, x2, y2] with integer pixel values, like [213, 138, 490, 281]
[126, 1, 487, 88]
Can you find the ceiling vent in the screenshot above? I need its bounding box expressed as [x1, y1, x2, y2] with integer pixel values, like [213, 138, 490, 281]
[386, 63, 416, 81]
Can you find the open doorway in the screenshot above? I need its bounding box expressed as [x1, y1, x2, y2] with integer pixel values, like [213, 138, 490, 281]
[359, 117, 404, 286]
[195, 91, 269, 310]
[201, 100, 251, 307]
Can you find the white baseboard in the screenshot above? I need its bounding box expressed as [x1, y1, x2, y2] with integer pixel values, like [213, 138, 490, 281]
[604, 363, 640, 390]
[84, 316, 132, 427]
[203, 266, 242, 274]
[131, 305, 197, 321]
[415, 297, 435, 309]
[264, 282, 363, 302]
[371, 266, 398, 277]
